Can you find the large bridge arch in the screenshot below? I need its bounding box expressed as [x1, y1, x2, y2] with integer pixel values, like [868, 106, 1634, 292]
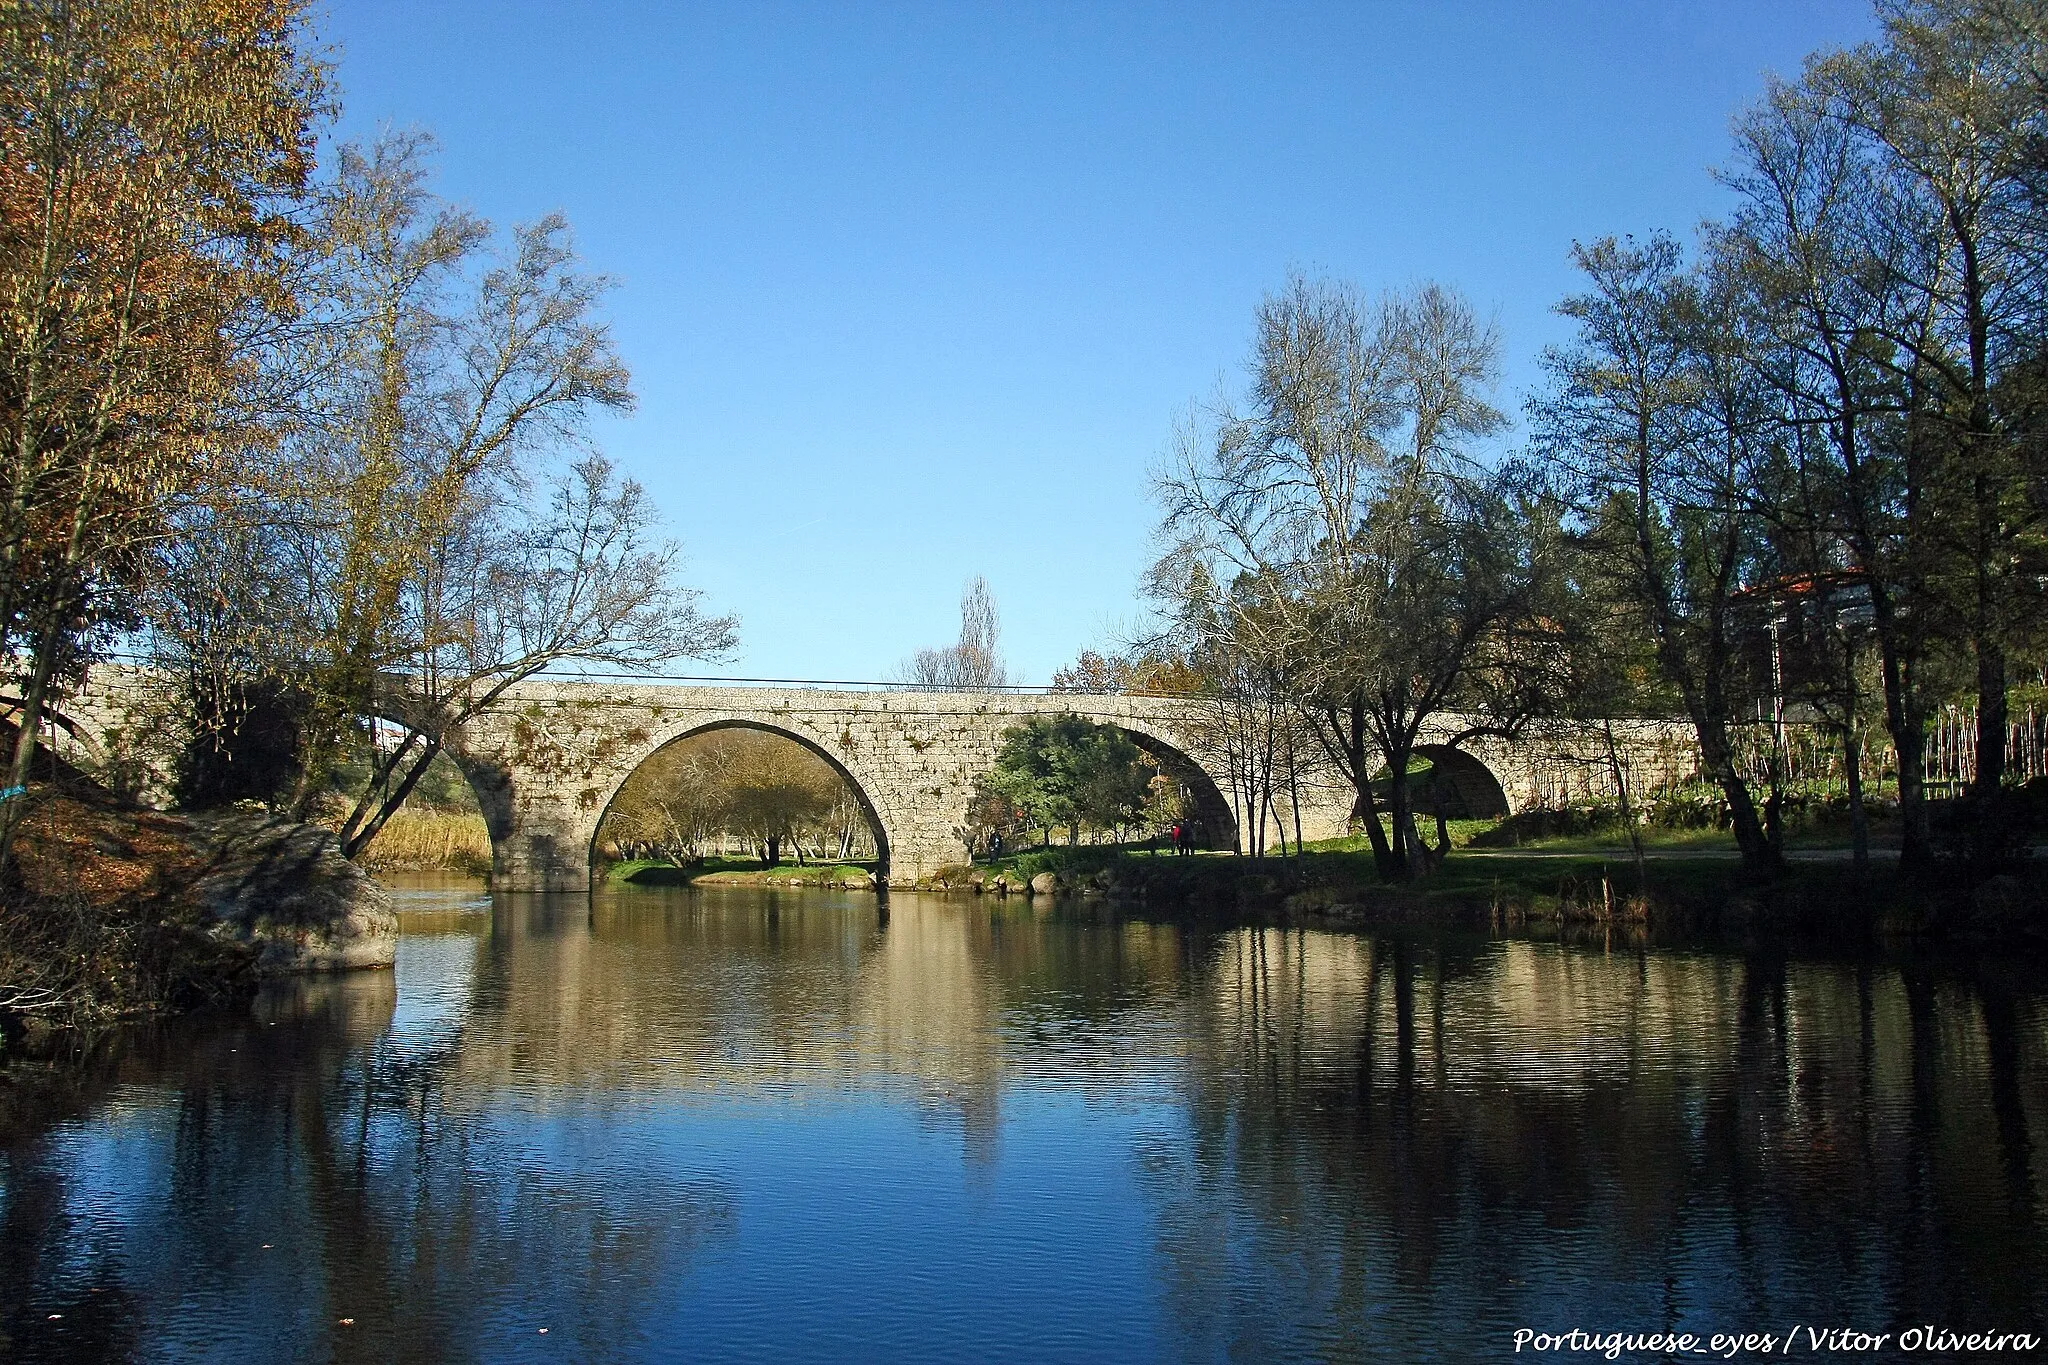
[584, 717, 894, 878]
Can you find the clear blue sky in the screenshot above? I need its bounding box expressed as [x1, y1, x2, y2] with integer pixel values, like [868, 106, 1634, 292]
[321, 0, 1876, 685]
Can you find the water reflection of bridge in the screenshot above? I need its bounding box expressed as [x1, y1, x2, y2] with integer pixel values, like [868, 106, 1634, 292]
[389, 894, 2047, 1190]
[24, 893, 2040, 1359]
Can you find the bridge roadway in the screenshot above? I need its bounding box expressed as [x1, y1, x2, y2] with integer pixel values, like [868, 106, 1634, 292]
[44, 670, 1697, 890]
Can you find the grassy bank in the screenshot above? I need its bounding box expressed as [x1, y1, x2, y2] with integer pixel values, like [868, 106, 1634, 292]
[606, 856, 879, 889]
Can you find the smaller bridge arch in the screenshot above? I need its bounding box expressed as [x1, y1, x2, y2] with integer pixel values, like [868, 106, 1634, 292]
[1407, 744, 1511, 820]
[1091, 718, 1239, 852]
[347, 715, 520, 869]
[3, 698, 109, 782]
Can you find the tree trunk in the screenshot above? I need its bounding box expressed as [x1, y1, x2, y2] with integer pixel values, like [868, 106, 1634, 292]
[1696, 718, 1778, 877]
[1353, 778, 1396, 879]
[1431, 772, 1451, 861]
[338, 728, 427, 850]
[1975, 633, 2007, 796]
[765, 834, 781, 866]
[1843, 728, 1869, 875]
[0, 627, 70, 870]
[1328, 694, 1395, 876]
[1384, 742, 1418, 881]
[1289, 751, 1304, 860]
[1602, 720, 1648, 889]
[1879, 638, 1932, 875]
[339, 736, 444, 859]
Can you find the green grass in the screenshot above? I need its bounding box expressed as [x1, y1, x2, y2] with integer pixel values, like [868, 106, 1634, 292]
[1300, 819, 1499, 855]
[952, 830, 1904, 932]
[1294, 817, 1717, 858]
[606, 856, 878, 887]
[1475, 817, 1904, 855]
[1476, 825, 1736, 853]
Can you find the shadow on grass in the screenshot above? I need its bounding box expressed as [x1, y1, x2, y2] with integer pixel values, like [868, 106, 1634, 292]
[606, 856, 878, 888]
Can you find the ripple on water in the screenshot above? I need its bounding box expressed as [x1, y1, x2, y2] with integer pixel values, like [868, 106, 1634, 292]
[0, 884, 2042, 1363]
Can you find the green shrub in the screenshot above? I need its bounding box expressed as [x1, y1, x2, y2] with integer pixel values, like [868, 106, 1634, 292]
[999, 845, 1126, 883]
[1646, 783, 1726, 830]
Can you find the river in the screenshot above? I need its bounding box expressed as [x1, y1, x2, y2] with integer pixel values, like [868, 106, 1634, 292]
[1, 882, 2045, 1362]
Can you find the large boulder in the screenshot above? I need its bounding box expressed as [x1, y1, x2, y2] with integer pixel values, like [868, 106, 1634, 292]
[1029, 871, 1060, 896]
[192, 816, 397, 974]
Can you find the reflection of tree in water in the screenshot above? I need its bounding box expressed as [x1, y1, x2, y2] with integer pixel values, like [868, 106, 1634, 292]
[0, 1144, 146, 1362]
[4, 904, 2044, 1361]
[0, 971, 735, 1364]
[1143, 932, 2048, 1361]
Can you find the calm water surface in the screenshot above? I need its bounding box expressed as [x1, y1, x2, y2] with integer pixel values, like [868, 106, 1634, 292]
[2, 884, 2046, 1363]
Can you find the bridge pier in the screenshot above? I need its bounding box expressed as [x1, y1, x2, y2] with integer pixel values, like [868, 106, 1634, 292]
[492, 819, 598, 892]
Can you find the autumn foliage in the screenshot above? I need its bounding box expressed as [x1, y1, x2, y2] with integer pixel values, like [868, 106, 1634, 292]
[0, 0, 325, 856]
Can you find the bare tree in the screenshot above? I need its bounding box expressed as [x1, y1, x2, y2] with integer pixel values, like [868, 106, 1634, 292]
[336, 454, 734, 857]
[133, 134, 736, 853]
[284, 133, 651, 818]
[900, 575, 1012, 690]
[1153, 276, 1543, 879]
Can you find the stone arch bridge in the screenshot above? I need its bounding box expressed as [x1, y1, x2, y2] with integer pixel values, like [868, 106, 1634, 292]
[38, 671, 1699, 890]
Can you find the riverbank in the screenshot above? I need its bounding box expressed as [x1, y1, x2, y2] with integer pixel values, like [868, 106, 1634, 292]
[0, 790, 396, 1052]
[936, 840, 2048, 952]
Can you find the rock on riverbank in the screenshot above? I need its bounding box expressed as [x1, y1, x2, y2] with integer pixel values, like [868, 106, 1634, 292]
[190, 814, 396, 974]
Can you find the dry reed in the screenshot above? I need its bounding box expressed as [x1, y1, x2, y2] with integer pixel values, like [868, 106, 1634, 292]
[353, 807, 492, 876]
